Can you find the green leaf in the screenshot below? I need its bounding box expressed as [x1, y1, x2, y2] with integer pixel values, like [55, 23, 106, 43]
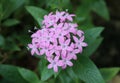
[81, 0, 97, 4]
[75, 5, 91, 23]
[72, 55, 105, 83]
[82, 37, 103, 56]
[41, 67, 54, 81]
[66, 68, 80, 83]
[78, 16, 94, 30]
[18, 68, 40, 83]
[26, 6, 48, 27]
[2, 19, 20, 27]
[0, 3, 3, 21]
[0, 35, 5, 46]
[58, 72, 72, 83]
[1, 0, 26, 20]
[0, 78, 12, 83]
[84, 27, 104, 44]
[66, 68, 78, 80]
[100, 68, 120, 82]
[46, 0, 71, 10]
[54, 69, 61, 78]
[80, 0, 109, 20]
[0, 64, 40, 83]
[81, 27, 104, 56]
[91, 0, 110, 20]
[0, 64, 28, 83]
[3, 37, 20, 51]
[38, 58, 47, 76]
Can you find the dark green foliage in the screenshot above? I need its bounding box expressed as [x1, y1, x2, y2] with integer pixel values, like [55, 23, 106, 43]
[0, 64, 39, 83]
[0, 0, 119, 83]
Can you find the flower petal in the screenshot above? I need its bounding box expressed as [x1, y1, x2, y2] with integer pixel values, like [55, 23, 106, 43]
[78, 46, 83, 53]
[73, 36, 78, 42]
[72, 54, 77, 60]
[81, 42, 88, 47]
[67, 47, 73, 51]
[77, 30, 84, 37]
[31, 50, 35, 55]
[28, 44, 33, 48]
[35, 50, 40, 55]
[65, 39, 70, 45]
[62, 65, 67, 69]
[40, 49, 45, 55]
[70, 43, 75, 48]
[54, 56, 59, 62]
[66, 61, 73, 66]
[53, 65, 58, 72]
[62, 50, 67, 57]
[74, 49, 80, 53]
[59, 37, 65, 45]
[57, 60, 64, 66]
[48, 64, 53, 69]
[55, 51, 60, 56]
[80, 36, 85, 41]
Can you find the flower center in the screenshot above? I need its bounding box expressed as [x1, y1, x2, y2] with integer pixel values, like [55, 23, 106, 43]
[52, 61, 56, 65]
[62, 44, 66, 48]
[47, 37, 50, 40]
[78, 42, 81, 45]
[59, 33, 62, 36]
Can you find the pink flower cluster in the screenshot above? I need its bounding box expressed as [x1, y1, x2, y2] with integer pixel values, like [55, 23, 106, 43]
[28, 11, 88, 72]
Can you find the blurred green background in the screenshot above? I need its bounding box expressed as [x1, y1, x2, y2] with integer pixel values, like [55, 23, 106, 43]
[0, 0, 120, 83]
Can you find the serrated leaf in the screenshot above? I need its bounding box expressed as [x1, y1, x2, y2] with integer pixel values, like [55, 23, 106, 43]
[2, 19, 20, 27]
[26, 6, 48, 27]
[82, 37, 103, 56]
[73, 55, 105, 83]
[41, 67, 54, 81]
[100, 68, 120, 82]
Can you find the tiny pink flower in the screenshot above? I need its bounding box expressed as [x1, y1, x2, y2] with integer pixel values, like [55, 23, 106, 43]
[43, 13, 57, 28]
[61, 55, 73, 69]
[68, 49, 80, 60]
[58, 38, 73, 57]
[54, 28, 67, 40]
[63, 13, 75, 21]
[42, 32, 54, 45]
[47, 56, 63, 72]
[55, 11, 65, 22]
[77, 30, 84, 37]
[40, 44, 53, 56]
[73, 36, 88, 53]
[28, 43, 40, 55]
[63, 23, 77, 34]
